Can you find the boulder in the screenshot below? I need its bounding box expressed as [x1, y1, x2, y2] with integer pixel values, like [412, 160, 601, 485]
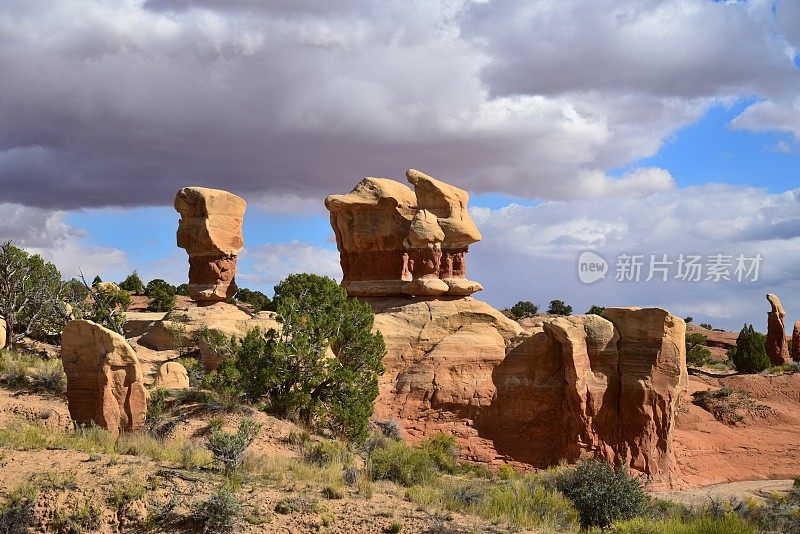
[372, 300, 687, 485]
[154, 362, 190, 389]
[61, 320, 149, 435]
[175, 187, 246, 302]
[325, 169, 482, 297]
[793, 321, 800, 362]
[137, 302, 281, 371]
[766, 293, 791, 366]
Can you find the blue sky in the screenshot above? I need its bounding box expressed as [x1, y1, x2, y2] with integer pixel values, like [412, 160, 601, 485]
[2, 0, 799, 331]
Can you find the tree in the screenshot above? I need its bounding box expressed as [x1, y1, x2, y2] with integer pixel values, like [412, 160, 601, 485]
[684, 316, 693, 323]
[145, 279, 177, 312]
[175, 283, 190, 296]
[74, 276, 130, 334]
[547, 299, 573, 316]
[685, 332, 712, 367]
[509, 300, 538, 319]
[91, 275, 102, 286]
[586, 305, 605, 315]
[216, 274, 386, 442]
[729, 324, 770, 373]
[0, 241, 69, 347]
[232, 287, 272, 313]
[119, 271, 144, 294]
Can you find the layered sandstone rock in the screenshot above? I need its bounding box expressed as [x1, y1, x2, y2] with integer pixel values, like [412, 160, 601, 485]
[61, 320, 149, 435]
[326, 169, 482, 297]
[175, 187, 246, 302]
[766, 293, 791, 366]
[793, 321, 800, 362]
[372, 301, 687, 485]
[154, 362, 190, 389]
[138, 303, 281, 370]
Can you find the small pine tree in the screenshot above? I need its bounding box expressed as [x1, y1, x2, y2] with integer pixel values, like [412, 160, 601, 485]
[510, 300, 538, 319]
[119, 271, 144, 294]
[175, 283, 190, 296]
[547, 299, 573, 316]
[587, 305, 605, 315]
[729, 324, 770, 373]
[91, 275, 102, 286]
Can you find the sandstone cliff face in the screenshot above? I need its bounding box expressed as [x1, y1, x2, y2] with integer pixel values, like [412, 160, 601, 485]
[372, 301, 687, 485]
[61, 320, 149, 435]
[175, 187, 246, 302]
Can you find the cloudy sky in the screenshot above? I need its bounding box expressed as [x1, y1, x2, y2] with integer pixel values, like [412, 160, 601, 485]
[1, 0, 799, 331]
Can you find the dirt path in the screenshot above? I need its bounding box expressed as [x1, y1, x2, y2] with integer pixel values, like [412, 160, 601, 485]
[653, 479, 796, 507]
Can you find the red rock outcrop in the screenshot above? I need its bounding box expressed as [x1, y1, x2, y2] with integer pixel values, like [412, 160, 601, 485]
[175, 187, 246, 302]
[793, 321, 800, 362]
[325, 170, 482, 297]
[372, 301, 687, 485]
[61, 320, 149, 435]
[765, 293, 791, 366]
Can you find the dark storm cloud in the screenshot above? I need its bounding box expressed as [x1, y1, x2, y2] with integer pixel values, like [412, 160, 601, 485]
[0, 0, 796, 210]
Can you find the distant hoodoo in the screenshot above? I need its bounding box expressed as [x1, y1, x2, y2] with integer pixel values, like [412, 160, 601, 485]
[766, 293, 791, 366]
[175, 187, 246, 302]
[325, 169, 483, 297]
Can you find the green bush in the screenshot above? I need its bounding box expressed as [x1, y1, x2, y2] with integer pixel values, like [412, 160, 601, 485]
[609, 514, 755, 534]
[145, 279, 176, 312]
[215, 273, 386, 443]
[509, 301, 538, 319]
[587, 305, 606, 315]
[119, 271, 144, 293]
[175, 283, 190, 296]
[0, 352, 65, 394]
[421, 434, 460, 474]
[686, 333, 712, 367]
[547, 300, 573, 316]
[0, 482, 37, 534]
[233, 287, 272, 312]
[729, 324, 770, 373]
[553, 459, 646, 529]
[370, 440, 437, 486]
[193, 489, 243, 533]
[52, 499, 102, 534]
[206, 417, 262, 473]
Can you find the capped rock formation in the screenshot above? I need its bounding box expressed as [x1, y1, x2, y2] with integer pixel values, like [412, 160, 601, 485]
[154, 362, 190, 389]
[61, 320, 149, 435]
[175, 187, 246, 302]
[766, 293, 791, 365]
[325, 169, 483, 297]
[372, 301, 687, 485]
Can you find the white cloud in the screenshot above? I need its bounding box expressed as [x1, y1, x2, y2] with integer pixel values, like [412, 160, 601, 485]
[237, 241, 341, 293]
[469, 185, 800, 331]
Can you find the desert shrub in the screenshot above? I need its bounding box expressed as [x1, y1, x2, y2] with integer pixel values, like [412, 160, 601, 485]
[215, 274, 386, 443]
[274, 495, 319, 514]
[175, 283, 190, 296]
[686, 333, 713, 367]
[52, 498, 102, 534]
[119, 271, 144, 294]
[304, 440, 352, 467]
[734, 484, 800, 532]
[374, 419, 403, 440]
[108, 477, 145, 510]
[370, 440, 437, 486]
[547, 299, 573, 316]
[233, 287, 272, 312]
[145, 279, 176, 312]
[421, 434, 460, 474]
[510, 301, 538, 319]
[0, 351, 65, 394]
[699, 323, 713, 330]
[0, 482, 37, 534]
[553, 459, 646, 529]
[147, 388, 170, 421]
[729, 324, 770, 373]
[193, 489, 243, 533]
[684, 316, 693, 323]
[608, 514, 755, 534]
[206, 417, 262, 473]
[0, 241, 71, 347]
[692, 387, 772, 425]
[407, 476, 579, 531]
[587, 305, 606, 315]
